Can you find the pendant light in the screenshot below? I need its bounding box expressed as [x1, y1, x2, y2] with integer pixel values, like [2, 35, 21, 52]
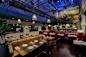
[32, 21, 35, 24]
[32, 3, 37, 24]
[32, 14, 37, 24]
[48, 24, 51, 27]
[47, 19, 51, 28]
[18, 19, 21, 24]
[47, 19, 51, 23]
[32, 14, 37, 21]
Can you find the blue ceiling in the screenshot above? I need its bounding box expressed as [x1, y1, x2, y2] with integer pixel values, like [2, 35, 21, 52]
[52, 0, 79, 9]
[9, 0, 79, 16]
[0, 3, 47, 23]
[0, 0, 80, 23]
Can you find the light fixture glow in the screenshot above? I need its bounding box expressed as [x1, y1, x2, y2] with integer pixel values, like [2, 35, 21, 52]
[18, 19, 21, 23]
[47, 19, 51, 23]
[32, 21, 35, 24]
[48, 24, 51, 27]
[32, 14, 37, 21]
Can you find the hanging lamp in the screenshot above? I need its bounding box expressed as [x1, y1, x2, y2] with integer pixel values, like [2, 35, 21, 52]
[18, 19, 21, 24]
[32, 14, 37, 24]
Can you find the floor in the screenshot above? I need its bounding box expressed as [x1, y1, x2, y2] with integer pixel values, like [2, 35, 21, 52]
[51, 39, 86, 57]
[1, 38, 86, 57]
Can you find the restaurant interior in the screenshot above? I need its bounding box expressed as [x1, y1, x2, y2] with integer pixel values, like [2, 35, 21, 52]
[0, 0, 86, 57]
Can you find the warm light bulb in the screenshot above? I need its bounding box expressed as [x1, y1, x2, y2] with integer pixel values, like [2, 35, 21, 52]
[48, 24, 51, 27]
[18, 19, 21, 23]
[32, 21, 35, 24]
[47, 19, 51, 23]
[32, 14, 37, 21]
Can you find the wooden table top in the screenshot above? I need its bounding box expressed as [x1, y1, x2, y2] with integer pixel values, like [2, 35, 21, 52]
[14, 40, 46, 56]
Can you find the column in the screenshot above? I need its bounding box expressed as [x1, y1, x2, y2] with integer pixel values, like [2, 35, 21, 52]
[81, 0, 86, 32]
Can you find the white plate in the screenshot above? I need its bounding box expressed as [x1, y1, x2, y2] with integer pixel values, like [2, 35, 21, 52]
[39, 42, 43, 44]
[30, 42, 34, 44]
[34, 40, 38, 43]
[27, 46, 34, 50]
[22, 44, 28, 47]
[33, 45, 38, 48]
[15, 46, 21, 50]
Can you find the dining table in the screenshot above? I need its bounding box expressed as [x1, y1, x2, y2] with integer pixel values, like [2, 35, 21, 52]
[12, 39, 48, 57]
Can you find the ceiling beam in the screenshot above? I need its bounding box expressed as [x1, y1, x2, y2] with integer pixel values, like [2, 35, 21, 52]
[9, 0, 66, 24]
[48, 0, 57, 10]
